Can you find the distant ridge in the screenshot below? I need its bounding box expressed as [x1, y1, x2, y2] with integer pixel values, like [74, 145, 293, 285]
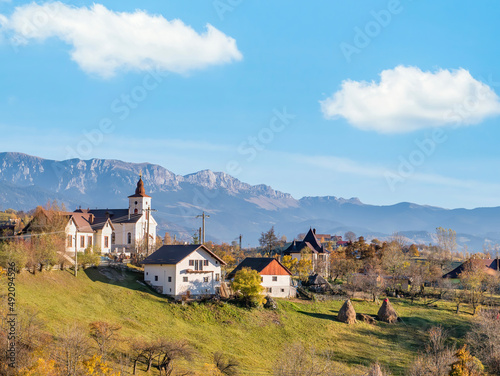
[1, 151, 500, 250]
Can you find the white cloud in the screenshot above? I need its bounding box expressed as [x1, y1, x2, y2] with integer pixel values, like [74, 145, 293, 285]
[321, 66, 500, 133]
[1, 2, 242, 78]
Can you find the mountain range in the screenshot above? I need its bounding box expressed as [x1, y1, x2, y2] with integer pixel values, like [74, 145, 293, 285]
[1, 151, 499, 251]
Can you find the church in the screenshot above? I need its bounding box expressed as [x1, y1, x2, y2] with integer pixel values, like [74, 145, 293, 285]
[66, 175, 158, 255]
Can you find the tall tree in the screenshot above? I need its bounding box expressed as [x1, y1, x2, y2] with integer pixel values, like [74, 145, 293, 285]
[344, 231, 356, 242]
[259, 226, 279, 255]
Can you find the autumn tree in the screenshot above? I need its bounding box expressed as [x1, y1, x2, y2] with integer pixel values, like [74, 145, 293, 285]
[259, 226, 280, 256]
[231, 267, 265, 307]
[381, 241, 410, 291]
[459, 261, 489, 315]
[281, 255, 298, 275]
[449, 345, 485, 376]
[89, 321, 121, 363]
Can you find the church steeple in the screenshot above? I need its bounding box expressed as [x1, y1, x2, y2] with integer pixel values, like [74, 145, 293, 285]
[128, 174, 151, 215]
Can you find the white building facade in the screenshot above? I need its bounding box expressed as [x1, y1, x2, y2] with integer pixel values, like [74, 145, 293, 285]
[142, 244, 226, 299]
[227, 257, 294, 298]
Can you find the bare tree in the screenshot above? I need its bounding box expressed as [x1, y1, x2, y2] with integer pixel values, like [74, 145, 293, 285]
[155, 339, 193, 376]
[406, 327, 455, 376]
[57, 324, 91, 376]
[344, 231, 356, 243]
[213, 352, 239, 376]
[89, 321, 122, 362]
[467, 309, 500, 375]
[273, 342, 337, 376]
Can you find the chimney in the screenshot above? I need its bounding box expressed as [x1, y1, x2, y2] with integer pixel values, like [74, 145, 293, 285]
[313, 228, 316, 235]
[89, 214, 95, 224]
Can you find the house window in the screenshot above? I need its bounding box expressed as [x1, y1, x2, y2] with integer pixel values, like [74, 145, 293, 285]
[146, 272, 148, 275]
[168, 276, 172, 282]
[203, 260, 209, 266]
[80, 236, 85, 248]
[183, 277, 188, 282]
[261, 277, 263, 282]
[266, 287, 272, 293]
[215, 273, 220, 282]
[272, 276, 278, 282]
[154, 276, 158, 281]
[189, 260, 194, 266]
[127, 232, 132, 244]
[88, 236, 93, 247]
[281, 289, 285, 293]
[111, 232, 115, 244]
[194, 260, 203, 271]
[67, 235, 72, 247]
[203, 277, 209, 283]
[104, 236, 109, 248]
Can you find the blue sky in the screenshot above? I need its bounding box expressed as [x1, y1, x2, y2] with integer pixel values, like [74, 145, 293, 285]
[1, 0, 500, 209]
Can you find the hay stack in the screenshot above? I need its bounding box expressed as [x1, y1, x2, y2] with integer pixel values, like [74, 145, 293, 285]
[377, 298, 398, 323]
[337, 299, 357, 324]
[356, 313, 376, 325]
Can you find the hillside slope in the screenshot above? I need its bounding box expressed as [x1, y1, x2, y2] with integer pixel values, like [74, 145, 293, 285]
[13, 268, 473, 375]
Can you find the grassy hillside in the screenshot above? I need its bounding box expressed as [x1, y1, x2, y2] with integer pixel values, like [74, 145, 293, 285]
[13, 267, 474, 375]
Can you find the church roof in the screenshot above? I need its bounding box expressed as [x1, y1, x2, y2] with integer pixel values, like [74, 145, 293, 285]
[86, 209, 143, 224]
[128, 176, 151, 198]
[283, 228, 329, 255]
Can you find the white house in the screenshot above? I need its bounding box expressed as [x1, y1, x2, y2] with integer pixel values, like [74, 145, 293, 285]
[65, 213, 114, 254]
[142, 244, 226, 299]
[227, 257, 294, 298]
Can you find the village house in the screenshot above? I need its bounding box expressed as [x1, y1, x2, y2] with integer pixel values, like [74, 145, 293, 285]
[443, 258, 500, 279]
[282, 228, 330, 276]
[227, 257, 294, 298]
[142, 244, 226, 299]
[22, 175, 157, 255]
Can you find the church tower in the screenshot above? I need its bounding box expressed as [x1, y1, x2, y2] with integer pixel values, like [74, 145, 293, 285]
[128, 175, 152, 217]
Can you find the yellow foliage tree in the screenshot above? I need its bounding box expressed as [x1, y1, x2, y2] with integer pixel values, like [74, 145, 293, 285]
[231, 267, 265, 307]
[281, 255, 297, 274]
[449, 345, 485, 376]
[20, 358, 59, 376]
[83, 355, 120, 376]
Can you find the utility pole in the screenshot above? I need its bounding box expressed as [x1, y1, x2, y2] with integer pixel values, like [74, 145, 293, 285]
[199, 227, 202, 245]
[196, 211, 210, 244]
[74, 235, 78, 277]
[144, 207, 157, 256]
[239, 234, 242, 251]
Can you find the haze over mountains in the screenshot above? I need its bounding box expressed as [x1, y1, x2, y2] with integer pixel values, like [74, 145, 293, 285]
[0, 152, 499, 251]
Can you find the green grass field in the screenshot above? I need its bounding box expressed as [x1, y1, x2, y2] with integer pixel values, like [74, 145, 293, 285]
[12, 267, 475, 375]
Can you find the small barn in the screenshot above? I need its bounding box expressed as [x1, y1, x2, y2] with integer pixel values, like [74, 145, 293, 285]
[227, 257, 294, 298]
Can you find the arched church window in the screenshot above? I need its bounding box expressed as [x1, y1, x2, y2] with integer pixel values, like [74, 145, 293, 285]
[111, 232, 115, 244]
[127, 232, 132, 244]
[134, 209, 138, 214]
